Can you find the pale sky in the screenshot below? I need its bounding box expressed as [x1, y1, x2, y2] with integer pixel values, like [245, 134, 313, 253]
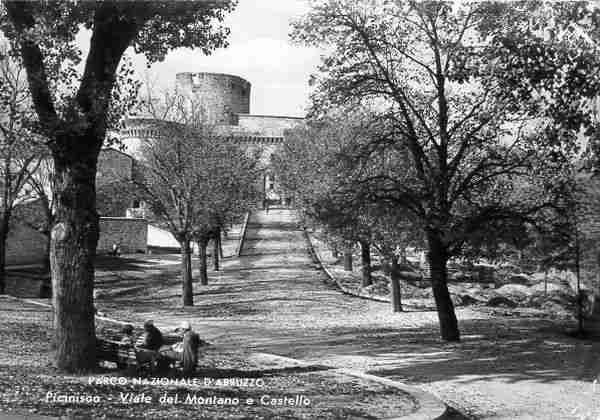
[129, 1, 321, 118]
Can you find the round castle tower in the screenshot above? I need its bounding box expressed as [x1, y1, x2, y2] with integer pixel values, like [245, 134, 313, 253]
[175, 72, 251, 125]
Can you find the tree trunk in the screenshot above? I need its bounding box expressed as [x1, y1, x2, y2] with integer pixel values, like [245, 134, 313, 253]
[0, 213, 9, 295]
[343, 247, 353, 271]
[213, 231, 220, 271]
[50, 149, 99, 372]
[218, 233, 224, 259]
[360, 240, 372, 287]
[198, 238, 208, 286]
[180, 240, 193, 306]
[331, 244, 339, 260]
[43, 231, 52, 272]
[575, 231, 584, 336]
[400, 247, 408, 265]
[390, 257, 403, 312]
[427, 232, 460, 341]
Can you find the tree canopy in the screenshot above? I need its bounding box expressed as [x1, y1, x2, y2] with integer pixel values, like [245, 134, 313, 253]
[291, 0, 597, 340]
[0, 0, 237, 372]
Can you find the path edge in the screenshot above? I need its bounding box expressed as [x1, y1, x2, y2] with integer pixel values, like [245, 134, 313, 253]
[236, 211, 251, 257]
[251, 352, 448, 420]
[0, 297, 448, 420]
[302, 229, 391, 303]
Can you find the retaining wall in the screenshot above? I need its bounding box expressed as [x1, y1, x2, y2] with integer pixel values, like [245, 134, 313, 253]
[97, 217, 148, 254]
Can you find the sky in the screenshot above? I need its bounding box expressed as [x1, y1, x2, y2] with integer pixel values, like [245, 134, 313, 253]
[129, 1, 322, 118]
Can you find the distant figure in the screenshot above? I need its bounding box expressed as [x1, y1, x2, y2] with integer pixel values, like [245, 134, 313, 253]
[111, 238, 122, 256]
[263, 198, 269, 214]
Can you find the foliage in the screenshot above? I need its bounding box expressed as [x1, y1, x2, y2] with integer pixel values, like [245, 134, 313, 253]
[134, 86, 261, 243]
[291, 0, 590, 340]
[0, 0, 238, 371]
[133, 85, 261, 302]
[274, 111, 424, 260]
[136, 124, 260, 243]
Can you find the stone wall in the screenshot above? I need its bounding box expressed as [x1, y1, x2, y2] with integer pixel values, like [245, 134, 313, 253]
[5, 217, 147, 265]
[97, 148, 134, 187]
[97, 217, 148, 254]
[237, 114, 303, 137]
[6, 223, 47, 265]
[176, 72, 251, 125]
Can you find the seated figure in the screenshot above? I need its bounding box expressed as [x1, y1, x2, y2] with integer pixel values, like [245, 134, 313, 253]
[182, 323, 201, 376]
[159, 321, 202, 376]
[136, 320, 164, 369]
[140, 320, 164, 350]
[116, 324, 135, 369]
[120, 324, 135, 346]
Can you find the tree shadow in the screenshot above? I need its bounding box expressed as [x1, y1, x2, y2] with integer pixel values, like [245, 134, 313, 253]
[234, 317, 600, 385]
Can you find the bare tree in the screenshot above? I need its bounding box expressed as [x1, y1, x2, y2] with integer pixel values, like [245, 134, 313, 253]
[134, 86, 261, 305]
[0, 46, 45, 293]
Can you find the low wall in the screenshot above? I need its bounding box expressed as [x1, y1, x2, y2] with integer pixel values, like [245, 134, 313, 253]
[98, 217, 147, 254]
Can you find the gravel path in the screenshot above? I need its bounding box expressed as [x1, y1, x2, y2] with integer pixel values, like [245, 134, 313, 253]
[97, 209, 600, 419]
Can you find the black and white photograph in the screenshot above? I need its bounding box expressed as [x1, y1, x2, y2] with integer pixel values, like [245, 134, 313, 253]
[0, 1, 599, 419]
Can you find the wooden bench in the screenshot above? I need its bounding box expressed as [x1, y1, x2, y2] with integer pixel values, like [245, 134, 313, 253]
[96, 338, 142, 371]
[96, 336, 209, 374]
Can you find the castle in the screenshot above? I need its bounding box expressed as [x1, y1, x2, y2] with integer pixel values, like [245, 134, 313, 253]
[119, 72, 304, 215]
[6, 73, 303, 270]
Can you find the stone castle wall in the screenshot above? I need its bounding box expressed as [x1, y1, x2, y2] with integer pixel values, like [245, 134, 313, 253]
[97, 148, 134, 187]
[176, 72, 251, 125]
[236, 114, 303, 137]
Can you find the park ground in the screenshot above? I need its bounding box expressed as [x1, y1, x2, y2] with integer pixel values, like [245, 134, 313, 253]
[1, 209, 600, 419]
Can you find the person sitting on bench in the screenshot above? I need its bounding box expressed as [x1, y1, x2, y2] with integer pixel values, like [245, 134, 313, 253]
[159, 321, 201, 376]
[116, 324, 135, 369]
[136, 320, 164, 368]
[120, 324, 135, 346]
[181, 322, 201, 376]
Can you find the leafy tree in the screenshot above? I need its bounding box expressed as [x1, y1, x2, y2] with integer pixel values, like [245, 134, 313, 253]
[293, 0, 575, 341]
[0, 0, 236, 372]
[477, 2, 600, 158]
[274, 112, 425, 311]
[274, 117, 374, 280]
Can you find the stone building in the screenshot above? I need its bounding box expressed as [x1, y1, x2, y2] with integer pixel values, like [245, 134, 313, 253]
[7, 147, 148, 266]
[5, 72, 302, 271]
[120, 72, 304, 205]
